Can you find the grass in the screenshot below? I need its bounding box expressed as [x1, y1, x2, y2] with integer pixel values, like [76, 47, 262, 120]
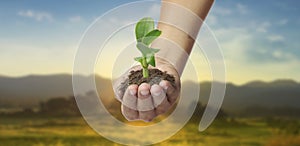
[0, 116, 299, 146]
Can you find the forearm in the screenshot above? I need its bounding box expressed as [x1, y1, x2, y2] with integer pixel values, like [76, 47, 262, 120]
[152, 0, 214, 75]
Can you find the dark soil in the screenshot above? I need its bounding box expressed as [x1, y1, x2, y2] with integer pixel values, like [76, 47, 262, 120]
[120, 69, 176, 93]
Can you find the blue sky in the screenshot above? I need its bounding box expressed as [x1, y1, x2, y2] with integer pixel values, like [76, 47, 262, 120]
[0, 0, 299, 84]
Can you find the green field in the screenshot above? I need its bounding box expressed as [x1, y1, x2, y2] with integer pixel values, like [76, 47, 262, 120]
[0, 116, 299, 146]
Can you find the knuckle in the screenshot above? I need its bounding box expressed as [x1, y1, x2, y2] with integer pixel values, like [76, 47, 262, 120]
[156, 106, 169, 115]
[139, 112, 156, 122]
[141, 116, 154, 122]
[126, 115, 138, 121]
[122, 105, 138, 121]
[123, 112, 138, 121]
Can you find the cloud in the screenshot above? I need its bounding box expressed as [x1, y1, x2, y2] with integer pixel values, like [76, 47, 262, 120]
[267, 34, 285, 42]
[69, 16, 82, 23]
[214, 24, 296, 64]
[18, 10, 53, 22]
[256, 21, 271, 33]
[213, 6, 232, 16]
[206, 14, 217, 25]
[278, 19, 288, 25]
[236, 3, 248, 14]
[272, 50, 295, 61]
[211, 24, 300, 83]
[214, 27, 252, 62]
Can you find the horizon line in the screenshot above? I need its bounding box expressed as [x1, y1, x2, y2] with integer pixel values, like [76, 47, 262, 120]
[0, 73, 299, 86]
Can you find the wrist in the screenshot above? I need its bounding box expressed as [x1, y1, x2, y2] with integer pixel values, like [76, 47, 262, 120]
[152, 37, 189, 77]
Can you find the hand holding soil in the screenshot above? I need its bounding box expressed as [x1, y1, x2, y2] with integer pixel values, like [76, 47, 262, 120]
[113, 17, 180, 122]
[114, 57, 180, 122]
[113, 0, 214, 122]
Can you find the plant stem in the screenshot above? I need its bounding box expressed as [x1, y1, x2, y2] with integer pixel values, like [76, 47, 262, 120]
[141, 57, 149, 78]
[142, 67, 149, 78]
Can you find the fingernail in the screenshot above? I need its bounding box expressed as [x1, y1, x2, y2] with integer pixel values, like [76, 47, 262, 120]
[159, 81, 169, 91]
[152, 90, 162, 96]
[163, 86, 168, 91]
[130, 90, 136, 96]
[140, 90, 149, 96]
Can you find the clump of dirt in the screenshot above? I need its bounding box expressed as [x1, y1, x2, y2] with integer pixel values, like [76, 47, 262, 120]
[120, 69, 176, 93]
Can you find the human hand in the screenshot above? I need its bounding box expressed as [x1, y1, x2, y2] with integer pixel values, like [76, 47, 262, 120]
[113, 58, 180, 122]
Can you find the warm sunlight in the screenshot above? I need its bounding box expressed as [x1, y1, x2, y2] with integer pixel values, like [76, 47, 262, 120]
[0, 0, 299, 145]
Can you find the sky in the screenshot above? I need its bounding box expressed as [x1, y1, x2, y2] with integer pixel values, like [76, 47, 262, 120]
[0, 0, 299, 84]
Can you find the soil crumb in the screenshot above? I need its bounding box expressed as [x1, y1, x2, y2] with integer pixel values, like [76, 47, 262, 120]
[120, 69, 176, 93]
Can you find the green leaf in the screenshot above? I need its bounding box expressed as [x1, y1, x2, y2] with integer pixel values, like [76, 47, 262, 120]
[137, 42, 160, 57]
[146, 55, 156, 67]
[135, 17, 154, 42]
[149, 48, 160, 53]
[134, 57, 143, 63]
[134, 17, 160, 70]
[142, 29, 161, 45]
[136, 42, 152, 56]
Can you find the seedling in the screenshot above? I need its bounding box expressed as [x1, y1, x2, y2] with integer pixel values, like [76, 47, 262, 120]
[134, 17, 161, 78]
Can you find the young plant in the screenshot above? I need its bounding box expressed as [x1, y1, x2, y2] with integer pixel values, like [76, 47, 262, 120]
[134, 17, 161, 78]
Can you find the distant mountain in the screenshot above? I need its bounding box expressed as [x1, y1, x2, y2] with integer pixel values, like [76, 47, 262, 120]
[215, 79, 300, 113]
[0, 74, 113, 108]
[244, 79, 299, 88]
[0, 74, 75, 99]
[0, 74, 300, 115]
[181, 80, 300, 114]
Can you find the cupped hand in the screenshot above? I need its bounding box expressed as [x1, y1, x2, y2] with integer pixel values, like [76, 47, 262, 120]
[113, 58, 180, 122]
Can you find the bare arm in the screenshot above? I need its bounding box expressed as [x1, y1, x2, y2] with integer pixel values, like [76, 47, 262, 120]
[152, 0, 214, 75]
[115, 0, 214, 122]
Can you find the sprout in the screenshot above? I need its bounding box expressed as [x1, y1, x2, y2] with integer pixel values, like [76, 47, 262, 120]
[134, 17, 161, 78]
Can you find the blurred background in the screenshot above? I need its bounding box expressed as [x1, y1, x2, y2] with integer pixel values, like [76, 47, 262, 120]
[0, 0, 299, 145]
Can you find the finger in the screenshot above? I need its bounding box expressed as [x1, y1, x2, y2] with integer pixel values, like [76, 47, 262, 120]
[112, 75, 127, 101]
[112, 82, 123, 102]
[137, 83, 154, 111]
[138, 107, 156, 122]
[122, 84, 138, 110]
[159, 80, 177, 104]
[121, 85, 139, 121]
[115, 88, 124, 102]
[150, 84, 166, 107]
[137, 83, 156, 122]
[121, 105, 138, 121]
[150, 84, 171, 115]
